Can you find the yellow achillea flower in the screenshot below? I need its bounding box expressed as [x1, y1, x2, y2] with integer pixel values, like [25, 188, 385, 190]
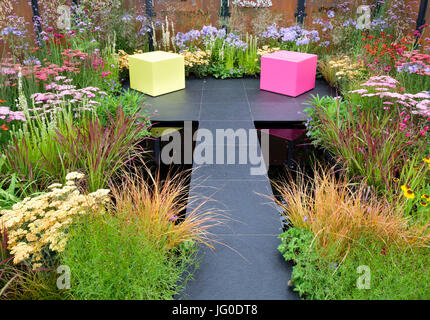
[118, 49, 145, 71]
[180, 50, 211, 68]
[327, 56, 365, 80]
[257, 46, 280, 56]
[0, 172, 110, 269]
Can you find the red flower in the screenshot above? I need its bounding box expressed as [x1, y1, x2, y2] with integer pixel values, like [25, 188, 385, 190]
[1, 124, 9, 131]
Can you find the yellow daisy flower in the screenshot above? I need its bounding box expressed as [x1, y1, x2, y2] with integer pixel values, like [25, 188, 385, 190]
[403, 189, 415, 200]
[401, 184, 410, 192]
[421, 194, 430, 201]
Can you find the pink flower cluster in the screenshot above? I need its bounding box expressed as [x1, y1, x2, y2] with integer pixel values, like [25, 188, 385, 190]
[358, 75, 400, 89]
[349, 75, 430, 138]
[0, 106, 26, 122]
[395, 47, 430, 76]
[30, 77, 106, 118]
[0, 49, 88, 87]
[62, 49, 88, 62]
[349, 76, 430, 113]
[415, 100, 430, 117]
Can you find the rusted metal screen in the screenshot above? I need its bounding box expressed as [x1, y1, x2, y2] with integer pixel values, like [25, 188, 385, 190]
[153, 0, 221, 32]
[4, 0, 427, 40]
[424, 1, 430, 37]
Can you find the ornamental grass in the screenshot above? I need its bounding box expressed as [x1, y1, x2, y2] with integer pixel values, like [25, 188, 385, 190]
[110, 166, 224, 250]
[272, 167, 430, 260]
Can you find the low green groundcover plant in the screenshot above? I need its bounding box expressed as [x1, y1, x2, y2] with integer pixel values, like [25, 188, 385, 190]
[61, 214, 198, 300]
[279, 228, 430, 300]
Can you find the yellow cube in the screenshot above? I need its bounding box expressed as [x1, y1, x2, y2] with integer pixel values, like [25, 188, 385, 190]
[128, 51, 185, 97]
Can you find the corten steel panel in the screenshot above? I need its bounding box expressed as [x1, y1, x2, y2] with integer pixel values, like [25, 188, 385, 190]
[423, 0, 430, 38]
[6, 0, 426, 49]
[1, 0, 35, 52]
[270, 0, 298, 25]
[1, 0, 74, 51]
[304, 0, 421, 43]
[153, 0, 221, 33]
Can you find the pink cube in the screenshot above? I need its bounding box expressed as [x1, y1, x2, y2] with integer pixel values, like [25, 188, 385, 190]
[260, 51, 318, 97]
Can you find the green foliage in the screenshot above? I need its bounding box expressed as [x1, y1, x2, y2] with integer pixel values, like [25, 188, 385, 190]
[95, 89, 151, 135]
[3, 108, 75, 194]
[186, 62, 211, 78]
[3, 106, 147, 193]
[303, 94, 349, 145]
[397, 71, 430, 94]
[205, 33, 259, 79]
[279, 227, 430, 300]
[55, 108, 148, 191]
[304, 95, 427, 197]
[1, 267, 67, 300]
[61, 213, 198, 300]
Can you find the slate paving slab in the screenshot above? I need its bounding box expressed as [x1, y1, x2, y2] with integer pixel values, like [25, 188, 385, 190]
[187, 179, 282, 235]
[182, 235, 298, 300]
[141, 77, 333, 300]
[199, 102, 252, 121]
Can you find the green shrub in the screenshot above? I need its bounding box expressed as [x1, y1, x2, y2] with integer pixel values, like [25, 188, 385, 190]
[95, 89, 151, 133]
[55, 108, 149, 191]
[1, 267, 67, 300]
[4, 106, 148, 193]
[304, 95, 427, 197]
[279, 227, 430, 300]
[61, 214, 198, 300]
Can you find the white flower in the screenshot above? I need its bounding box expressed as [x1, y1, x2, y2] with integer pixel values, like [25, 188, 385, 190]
[65, 172, 85, 181]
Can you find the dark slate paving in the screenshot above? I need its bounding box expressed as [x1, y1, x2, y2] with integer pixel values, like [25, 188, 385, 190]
[199, 103, 251, 121]
[182, 235, 297, 300]
[196, 121, 258, 146]
[182, 117, 297, 300]
[140, 77, 333, 300]
[146, 102, 201, 121]
[137, 77, 333, 122]
[203, 78, 245, 90]
[187, 179, 282, 235]
[202, 89, 248, 105]
[249, 101, 306, 122]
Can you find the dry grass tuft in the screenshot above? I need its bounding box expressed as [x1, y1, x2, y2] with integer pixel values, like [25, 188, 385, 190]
[110, 166, 224, 250]
[272, 166, 430, 258]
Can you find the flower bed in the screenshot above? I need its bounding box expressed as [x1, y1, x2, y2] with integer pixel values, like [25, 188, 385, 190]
[273, 2, 430, 300]
[0, 0, 429, 300]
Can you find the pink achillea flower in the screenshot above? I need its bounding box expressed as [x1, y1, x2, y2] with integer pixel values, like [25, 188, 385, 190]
[0, 106, 26, 122]
[30, 78, 106, 119]
[348, 89, 368, 94]
[361, 75, 399, 88]
[414, 100, 430, 117]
